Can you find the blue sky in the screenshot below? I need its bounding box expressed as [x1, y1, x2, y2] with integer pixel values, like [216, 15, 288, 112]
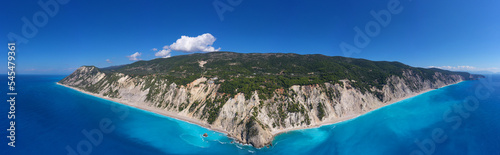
[2, 0, 500, 74]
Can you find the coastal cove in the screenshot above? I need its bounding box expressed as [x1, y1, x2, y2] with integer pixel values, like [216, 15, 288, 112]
[2, 75, 499, 154]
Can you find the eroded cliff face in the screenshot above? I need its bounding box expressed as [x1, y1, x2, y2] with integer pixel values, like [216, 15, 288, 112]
[59, 66, 465, 148]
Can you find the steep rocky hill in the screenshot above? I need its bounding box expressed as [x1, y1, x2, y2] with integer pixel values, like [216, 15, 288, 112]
[58, 52, 483, 148]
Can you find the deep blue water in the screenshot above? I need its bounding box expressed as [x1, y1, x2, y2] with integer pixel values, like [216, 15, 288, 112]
[1, 75, 500, 155]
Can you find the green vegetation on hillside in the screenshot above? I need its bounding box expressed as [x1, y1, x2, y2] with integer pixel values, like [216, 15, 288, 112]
[98, 52, 477, 99]
[317, 103, 325, 120]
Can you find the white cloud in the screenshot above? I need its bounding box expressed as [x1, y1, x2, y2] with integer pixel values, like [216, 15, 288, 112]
[127, 52, 142, 61]
[106, 59, 112, 63]
[155, 49, 171, 58]
[155, 33, 220, 57]
[428, 65, 499, 73]
[170, 33, 221, 52]
[151, 48, 158, 51]
[429, 66, 476, 71]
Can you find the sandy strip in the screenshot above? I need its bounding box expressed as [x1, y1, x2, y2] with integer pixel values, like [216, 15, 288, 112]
[270, 81, 465, 135]
[56, 83, 229, 135]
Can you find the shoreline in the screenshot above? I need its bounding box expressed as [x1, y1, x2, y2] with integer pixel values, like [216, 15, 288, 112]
[270, 80, 465, 136]
[57, 80, 464, 147]
[56, 83, 230, 136]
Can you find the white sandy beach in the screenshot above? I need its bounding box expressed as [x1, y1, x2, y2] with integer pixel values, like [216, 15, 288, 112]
[56, 83, 230, 135]
[270, 81, 464, 135]
[270, 88, 433, 135]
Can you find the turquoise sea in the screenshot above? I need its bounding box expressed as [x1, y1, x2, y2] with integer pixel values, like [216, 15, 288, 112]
[1, 75, 500, 154]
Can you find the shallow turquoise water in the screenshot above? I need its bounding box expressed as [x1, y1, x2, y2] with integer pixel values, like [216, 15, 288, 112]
[1, 75, 499, 154]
